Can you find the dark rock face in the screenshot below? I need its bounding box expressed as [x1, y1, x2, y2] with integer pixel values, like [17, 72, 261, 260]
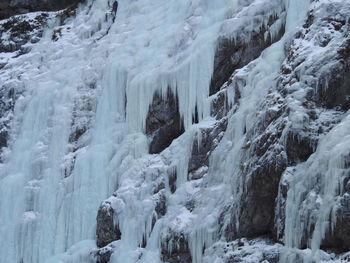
[239, 118, 287, 238]
[0, 0, 82, 19]
[321, 155, 350, 251]
[206, 20, 289, 234]
[285, 130, 317, 164]
[322, 194, 350, 252]
[209, 14, 286, 95]
[237, 157, 287, 238]
[0, 130, 8, 149]
[188, 118, 227, 175]
[317, 37, 350, 110]
[221, 6, 349, 238]
[146, 89, 184, 154]
[273, 2, 350, 250]
[96, 200, 121, 248]
[168, 169, 177, 193]
[223, 95, 289, 240]
[0, 13, 48, 54]
[211, 89, 230, 120]
[161, 232, 192, 263]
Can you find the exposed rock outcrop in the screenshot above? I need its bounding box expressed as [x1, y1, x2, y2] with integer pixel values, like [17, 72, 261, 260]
[96, 199, 121, 248]
[323, 193, 350, 252]
[0, 0, 81, 19]
[273, 2, 350, 251]
[282, 6, 350, 111]
[216, 1, 350, 247]
[146, 89, 184, 154]
[161, 232, 192, 263]
[188, 118, 227, 176]
[0, 12, 48, 54]
[222, 91, 289, 240]
[210, 13, 286, 95]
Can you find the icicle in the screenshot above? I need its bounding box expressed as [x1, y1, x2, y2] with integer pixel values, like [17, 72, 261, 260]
[281, 114, 350, 263]
[190, 227, 215, 263]
[0, 0, 314, 262]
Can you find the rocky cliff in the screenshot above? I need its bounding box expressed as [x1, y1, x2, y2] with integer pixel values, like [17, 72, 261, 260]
[0, 0, 349, 262]
[0, 0, 81, 19]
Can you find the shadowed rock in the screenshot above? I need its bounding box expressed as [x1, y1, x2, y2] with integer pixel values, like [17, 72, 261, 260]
[146, 89, 184, 154]
[317, 37, 350, 110]
[96, 201, 121, 248]
[0, 0, 82, 19]
[322, 194, 350, 252]
[322, 156, 350, 251]
[285, 130, 317, 164]
[210, 14, 286, 95]
[188, 118, 227, 176]
[161, 232, 192, 263]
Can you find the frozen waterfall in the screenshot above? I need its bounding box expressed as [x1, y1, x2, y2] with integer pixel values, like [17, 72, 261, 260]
[2, 0, 347, 262]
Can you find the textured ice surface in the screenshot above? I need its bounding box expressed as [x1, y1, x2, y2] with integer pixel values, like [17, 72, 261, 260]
[0, 0, 349, 262]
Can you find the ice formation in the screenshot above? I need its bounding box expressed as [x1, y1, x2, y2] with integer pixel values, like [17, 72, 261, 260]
[0, 0, 349, 262]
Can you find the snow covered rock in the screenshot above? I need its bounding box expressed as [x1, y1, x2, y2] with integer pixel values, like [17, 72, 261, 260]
[210, 9, 286, 95]
[161, 231, 192, 263]
[324, 193, 350, 252]
[280, 2, 350, 111]
[0, 0, 350, 262]
[0, 12, 48, 54]
[96, 198, 121, 248]
[204, 237, 280, 263]
[0, 0, 81, 19]
[273, 2, 350, 258]
[188, 118, 227, 176]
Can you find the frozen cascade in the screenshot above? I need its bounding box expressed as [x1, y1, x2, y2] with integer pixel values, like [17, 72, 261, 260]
[281, 113, 350, 263]
[3, 0, 341, 262]
[0, 1, 117, 261]
[275, 1, 350, 262]
[116, 0, 232, 132]
[198, 0, 311, 262]
[0, 0, 233, 262]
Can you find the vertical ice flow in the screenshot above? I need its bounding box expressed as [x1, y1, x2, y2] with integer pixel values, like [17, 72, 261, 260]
[0, 0, 230, 262]
[0, 0, 320, 262]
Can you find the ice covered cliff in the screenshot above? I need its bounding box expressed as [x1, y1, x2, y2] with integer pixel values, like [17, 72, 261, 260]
[0, 0, 349, 262]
